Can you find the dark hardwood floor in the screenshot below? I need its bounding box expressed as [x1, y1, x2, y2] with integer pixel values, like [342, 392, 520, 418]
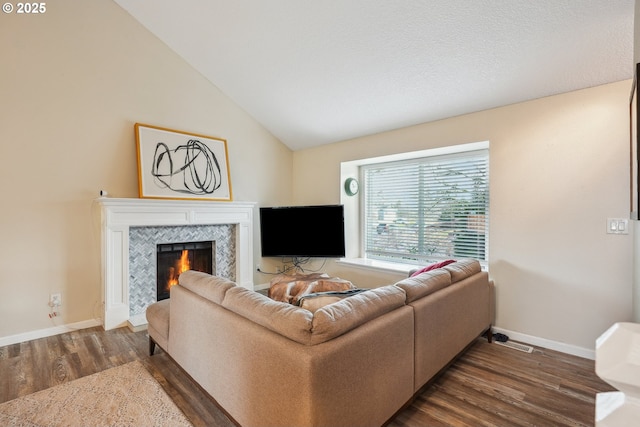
[0, 327, 614, 427]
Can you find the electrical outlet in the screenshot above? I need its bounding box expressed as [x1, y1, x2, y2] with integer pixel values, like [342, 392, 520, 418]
[49, 293, 62, 307]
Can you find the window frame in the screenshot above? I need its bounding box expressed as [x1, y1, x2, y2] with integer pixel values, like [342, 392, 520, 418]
[339, 141, 489, 272]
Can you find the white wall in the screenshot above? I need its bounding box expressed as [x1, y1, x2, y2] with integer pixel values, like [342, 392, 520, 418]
[0, 0, 292, 340]
[1, 1, 633, 356]
[293, 81, 633, 355]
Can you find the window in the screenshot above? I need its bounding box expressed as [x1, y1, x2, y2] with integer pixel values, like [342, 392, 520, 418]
[361, 148, 489, 265]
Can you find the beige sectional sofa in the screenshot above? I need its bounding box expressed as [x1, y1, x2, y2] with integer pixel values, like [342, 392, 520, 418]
[146, 259, 494, 427]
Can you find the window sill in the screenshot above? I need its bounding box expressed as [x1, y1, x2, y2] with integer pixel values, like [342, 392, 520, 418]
[336, 258, 416, 275]
[336, 257, 489, 274]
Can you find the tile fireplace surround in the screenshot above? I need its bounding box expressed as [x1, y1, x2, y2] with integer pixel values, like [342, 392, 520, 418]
[97, 198, 254, 330]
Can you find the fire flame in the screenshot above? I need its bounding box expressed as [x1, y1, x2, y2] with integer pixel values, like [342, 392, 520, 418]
[167, 250, 191, 290]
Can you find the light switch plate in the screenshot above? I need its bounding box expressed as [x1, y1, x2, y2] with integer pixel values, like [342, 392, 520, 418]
[607, 218, 629, 235]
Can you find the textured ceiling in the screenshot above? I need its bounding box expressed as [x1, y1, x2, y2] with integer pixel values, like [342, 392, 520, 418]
[113, 0, 635, 151]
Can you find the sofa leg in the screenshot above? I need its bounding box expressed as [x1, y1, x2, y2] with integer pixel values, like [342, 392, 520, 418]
[485, 327, 493, 343]
[149, 337, 156, 356]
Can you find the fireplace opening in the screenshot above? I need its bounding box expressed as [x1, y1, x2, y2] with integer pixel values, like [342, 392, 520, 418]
[156, 241, 214, 301]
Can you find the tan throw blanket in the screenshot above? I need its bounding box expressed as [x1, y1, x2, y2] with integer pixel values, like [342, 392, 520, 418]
[268, 273, 356, 304]
[297, 288, 368, 312]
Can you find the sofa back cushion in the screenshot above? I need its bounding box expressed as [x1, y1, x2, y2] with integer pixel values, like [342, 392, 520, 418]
[394, 269, 452, 303]
[298, 289, 367, 312]
[310, 285, 406, 345]
[178, 270, 236, 305]
[444, 259, 482, 283]
[222, 286, 314, 344]
[221, 284, 406, 345]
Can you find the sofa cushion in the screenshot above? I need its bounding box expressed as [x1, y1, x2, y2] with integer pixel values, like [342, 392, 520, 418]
[146, 299, 170, 350]
[394, 269, 452, 303]
[178, 270, 236, 305]
[222, 286, 314, 344]
[300, 296, 341, 312]
[310, 285, 406, 345]
[221, 283, 406, 346]
[444, 259, 482, 283]
[297, 289, 367, 312]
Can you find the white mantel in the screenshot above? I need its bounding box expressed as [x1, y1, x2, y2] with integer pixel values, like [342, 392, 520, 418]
[97, 198, 255, 330]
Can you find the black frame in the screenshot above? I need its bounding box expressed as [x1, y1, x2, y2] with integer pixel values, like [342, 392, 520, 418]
[631, 63, 639, 219]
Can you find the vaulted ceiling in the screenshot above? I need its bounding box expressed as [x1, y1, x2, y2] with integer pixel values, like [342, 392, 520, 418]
[114, 0, 635, 150]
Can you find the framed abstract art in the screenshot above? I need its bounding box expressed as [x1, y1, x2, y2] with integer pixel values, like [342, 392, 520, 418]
[135, 123, 232, 201]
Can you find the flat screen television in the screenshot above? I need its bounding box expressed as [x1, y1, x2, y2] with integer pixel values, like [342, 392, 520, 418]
[260, 205, 346, 258]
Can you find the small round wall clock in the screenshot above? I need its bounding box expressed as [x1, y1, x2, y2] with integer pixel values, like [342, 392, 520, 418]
[344, 177, 359, 196]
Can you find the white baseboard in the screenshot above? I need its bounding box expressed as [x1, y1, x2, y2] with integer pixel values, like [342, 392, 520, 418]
[0, 318, 595, 361]
[492, 326, 595, 360]
[0, 319, 102, 347]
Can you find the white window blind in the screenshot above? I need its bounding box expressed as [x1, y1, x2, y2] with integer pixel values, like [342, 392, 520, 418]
[362, 149, 489, 264]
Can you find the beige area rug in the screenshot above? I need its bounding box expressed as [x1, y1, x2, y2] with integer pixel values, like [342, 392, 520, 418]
[0, 361, 193, 427]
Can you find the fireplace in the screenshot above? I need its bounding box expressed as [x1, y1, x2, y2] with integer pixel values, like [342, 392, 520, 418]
[128, 224, 234, 319]
[156, 241, 214, 301]
[97, 198, 255, 331]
